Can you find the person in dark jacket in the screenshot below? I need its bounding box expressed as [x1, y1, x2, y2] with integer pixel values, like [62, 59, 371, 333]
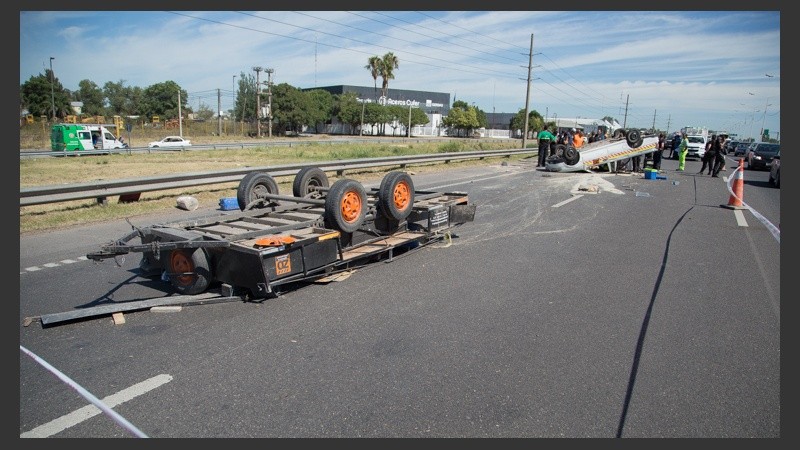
[671, 133, 682, 159]
[711, 135, 727, 177]
[698, 135, 717, 175]
[653, 133, 665, 170]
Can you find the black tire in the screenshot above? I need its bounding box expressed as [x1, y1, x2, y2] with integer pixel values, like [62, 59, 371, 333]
[292, 167, 329, 198]
[166, 248, 212, 295]
[378, 171, 415, 221]
[237, 172, 279, 211]
[553, 143, 567, 157]
[613, 129, 626, 139]
[626, 129, 642, 148]
[324, 179, 367, 233]
[563, 146, 580, 165]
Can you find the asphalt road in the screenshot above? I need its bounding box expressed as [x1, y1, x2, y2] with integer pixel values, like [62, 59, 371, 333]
[18, 154, 781, 438]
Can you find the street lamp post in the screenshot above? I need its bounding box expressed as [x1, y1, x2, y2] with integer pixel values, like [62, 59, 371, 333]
[49, 57, 56, 121]
[760, 97, 771, 141]
[232, 75, 236, 135]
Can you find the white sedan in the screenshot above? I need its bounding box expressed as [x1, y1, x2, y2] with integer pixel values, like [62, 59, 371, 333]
[148, 136, 191, 148]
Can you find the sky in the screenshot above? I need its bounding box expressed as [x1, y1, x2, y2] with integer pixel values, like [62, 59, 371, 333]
[20, 10, 781, 140]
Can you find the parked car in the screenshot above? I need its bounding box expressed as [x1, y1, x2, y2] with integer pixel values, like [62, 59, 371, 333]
[148, 136, 191, 148]
[724, 140, 740, 154]
[768, 149, 780, 188]
[746, 142, 779, 171]
[734, 141, 751, 157]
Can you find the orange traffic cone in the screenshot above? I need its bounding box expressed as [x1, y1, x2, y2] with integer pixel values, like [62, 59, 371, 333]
[721, 158, 747, 210]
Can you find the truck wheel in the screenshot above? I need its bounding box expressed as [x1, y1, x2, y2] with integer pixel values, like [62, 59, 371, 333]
[167, 248, 212, 295]
[378, 171, 415, 221]
[237, 172, 279, 211]
[324, 178, 367, 233]
[626, 129, 642, 148]
[292, 167, 329, 198]
[563, 146, 580, 165]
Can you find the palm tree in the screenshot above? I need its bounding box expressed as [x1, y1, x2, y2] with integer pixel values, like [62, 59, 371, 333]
[379, 52, 399, 98]
[365, 56, 382, 97]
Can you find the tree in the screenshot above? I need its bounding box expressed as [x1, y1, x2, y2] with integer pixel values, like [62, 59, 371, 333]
[379, 52, 399, 98]
[195, 103, 215, 121]
[305, 89, 335, 133]
[75, 79, 105, 116]
[365, 56, 382, 98]
[271, 83, 313, 136]
[234, 72, 256, 122]
[442, 104, 480, 137]
[510, 109, 543, 135]
[334, 92, 365, 135]
[140, 81, 186, 119]
[104, 80, 142, 116]
[19, 70, 71, 119]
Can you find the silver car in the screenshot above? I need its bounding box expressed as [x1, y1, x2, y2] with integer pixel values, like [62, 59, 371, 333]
[768, 149, 780, 188]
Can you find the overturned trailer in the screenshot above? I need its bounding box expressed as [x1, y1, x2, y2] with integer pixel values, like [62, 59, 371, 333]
[86, 168, 476, 303]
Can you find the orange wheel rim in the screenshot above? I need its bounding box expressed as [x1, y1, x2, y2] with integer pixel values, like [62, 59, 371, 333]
[393, 180, 411, 210]
[340, 191, 362, 223]
[170, 251, 194, 285]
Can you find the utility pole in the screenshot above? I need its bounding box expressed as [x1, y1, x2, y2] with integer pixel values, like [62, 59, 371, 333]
[253, 66, 263, 137]
[407, 103, 412, 138]
[360, 101, 365, 136]
[522, 33, 534, 148]
[232, 75, 236, 135]
[49, 57, 56, 121]
[666, 115, 671, 134]
[178, 90, 183, 138]
[761, 97, 771, 141]
[217, 88, 222, 136]
[266, 68, 274, 138]
[652, 109, 657, 131]
[622, 94, 630, 129]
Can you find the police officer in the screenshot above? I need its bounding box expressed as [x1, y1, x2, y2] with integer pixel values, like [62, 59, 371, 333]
[536, 127, 556, 167]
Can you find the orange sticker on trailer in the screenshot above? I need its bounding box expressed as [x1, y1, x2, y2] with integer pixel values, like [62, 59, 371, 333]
[275, 254, 291, 275]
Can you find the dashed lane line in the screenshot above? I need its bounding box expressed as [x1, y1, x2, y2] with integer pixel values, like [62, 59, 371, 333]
[21, 256, 90, 275]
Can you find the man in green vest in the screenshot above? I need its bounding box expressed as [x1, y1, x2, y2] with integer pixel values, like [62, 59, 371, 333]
[537, 127, 556, 167]
[677, 132, 689, 171]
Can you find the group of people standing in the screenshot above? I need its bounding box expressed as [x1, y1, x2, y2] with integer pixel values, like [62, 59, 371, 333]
[674, 132, 727, 176]
[698, 134, 727, 177]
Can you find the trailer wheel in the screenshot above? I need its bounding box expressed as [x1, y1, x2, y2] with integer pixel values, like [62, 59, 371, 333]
[237, 172, 279, 211]
[563, 146, 580, 165]
[292, 167, 329, 198]
[378, 171, 415, 221]
[167, 248, 212, 295]
[626, 129, 642, 148]
[324, 178, 367, 233]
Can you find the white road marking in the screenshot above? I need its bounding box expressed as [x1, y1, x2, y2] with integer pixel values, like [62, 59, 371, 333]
[734, 209, 748, 227]
[20, 374, 173, 438]
[21, 256, 91, 275]
[552, 195, 583, 208]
